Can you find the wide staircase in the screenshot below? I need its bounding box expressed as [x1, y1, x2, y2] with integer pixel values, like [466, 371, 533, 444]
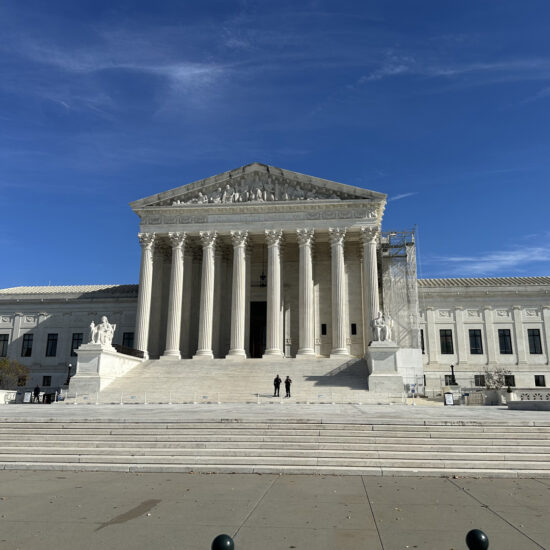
[67, 357, 404, 405]
[0, 419, 549, 477]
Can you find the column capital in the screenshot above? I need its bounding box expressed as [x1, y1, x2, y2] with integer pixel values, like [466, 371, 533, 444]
[230, 230, 248, 247]
[199, 231, 217, 248]
[328, 227, 346, 245]
[296, 228, 314, 246]
[360, 226, 379, 244]
[138, 232, 156, 249]
[265, 229, 283, 247]
[168, 232, 187, 249]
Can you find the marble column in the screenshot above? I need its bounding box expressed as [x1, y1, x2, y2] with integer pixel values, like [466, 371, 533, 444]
[297, 228, 315, 357]
[134, 232, 156, 359]
[542, 306, 550, 365]
[227, 231, 248, 358]
[329, 227, 349, 356]
[162, 232, 186, 359]
[264, 229, 284, 357]
[360, 227, 380, 344]
[194, 231, 217, 359]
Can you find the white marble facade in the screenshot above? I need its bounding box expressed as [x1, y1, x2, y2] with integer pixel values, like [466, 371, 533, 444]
[130, 163, 386, 360]
[2, 164, 550, 393]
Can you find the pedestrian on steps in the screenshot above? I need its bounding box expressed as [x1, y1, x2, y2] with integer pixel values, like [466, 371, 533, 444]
[273, 375, 281, 397]
[284, 376, 292, 398]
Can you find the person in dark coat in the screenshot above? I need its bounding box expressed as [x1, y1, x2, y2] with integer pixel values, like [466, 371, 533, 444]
[284, 376, 292, 398]
[33, 385, 40, 403]
[273, 375, 281, 397]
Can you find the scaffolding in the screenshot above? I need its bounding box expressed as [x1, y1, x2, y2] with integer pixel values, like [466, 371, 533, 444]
[380, 229, 421, 350]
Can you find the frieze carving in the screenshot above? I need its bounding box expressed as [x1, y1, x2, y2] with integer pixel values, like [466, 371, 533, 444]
[170, 174, 353, 206]
[1, 316, 11, 322]
[525, 309, 538, 317]
[438, 310, 451, 318]
[496, 310, 509, 317]
[467, 310, 480, 317]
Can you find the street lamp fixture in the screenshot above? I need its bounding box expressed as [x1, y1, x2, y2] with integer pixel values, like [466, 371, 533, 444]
[65, 363, 73, 386]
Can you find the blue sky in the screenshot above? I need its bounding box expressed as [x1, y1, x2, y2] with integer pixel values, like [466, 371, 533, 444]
[2, 0, 550, 287]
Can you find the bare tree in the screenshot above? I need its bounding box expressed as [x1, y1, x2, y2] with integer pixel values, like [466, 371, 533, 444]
[0, 358, 29, 390]
[483, 365, 512, 390]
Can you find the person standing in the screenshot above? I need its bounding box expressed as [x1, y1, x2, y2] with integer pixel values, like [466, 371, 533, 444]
[33, 385, 40, 403]
[273, 375, 281, 397]
[284, 376, 292, 398]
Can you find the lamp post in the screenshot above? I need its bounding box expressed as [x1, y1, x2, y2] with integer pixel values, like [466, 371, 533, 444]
[65, 363, 73, 386]
[450, 364, 457, 385]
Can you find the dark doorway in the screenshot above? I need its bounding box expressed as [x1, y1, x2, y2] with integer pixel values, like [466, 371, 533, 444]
[250, 301, 267, 358]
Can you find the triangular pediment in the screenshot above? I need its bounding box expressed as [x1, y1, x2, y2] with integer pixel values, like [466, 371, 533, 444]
[130, 163, 386, 210]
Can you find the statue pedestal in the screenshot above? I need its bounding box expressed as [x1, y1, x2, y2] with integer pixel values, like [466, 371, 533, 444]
[366, 341, 404, 394]
[70, 343, 142, 394]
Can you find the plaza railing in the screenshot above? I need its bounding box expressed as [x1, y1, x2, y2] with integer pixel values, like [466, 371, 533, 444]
[53, 389, 408, 406]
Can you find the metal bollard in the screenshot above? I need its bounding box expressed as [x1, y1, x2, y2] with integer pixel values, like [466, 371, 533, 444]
[211, 534, 234, 549]
[465, 529, 489, 550]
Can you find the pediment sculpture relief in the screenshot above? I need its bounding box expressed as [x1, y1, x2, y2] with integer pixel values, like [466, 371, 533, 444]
[170, 176, 353, 206]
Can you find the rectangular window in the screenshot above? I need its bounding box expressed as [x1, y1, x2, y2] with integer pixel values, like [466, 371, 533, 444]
[474, 374, 486, 387]
[498, 329, 513, 354]
[0, 334, 8, 357]
[21, 334, 33, 357]
[42, 375, 51, 387]
[122, 332, 134, 348]
[420, 329, 425, 354]
[71, 333, 83, 356]
[350, 323, 357, 336]
[504, 375, 515, 387]
[444, 375, 454, 385]
[320, 324, 327, 337]
[469, 329, 483, 354]
[45, 333, 58, 357]
[439, 329, 454, 354]
[535, 375, 546, 387]
[528, 329, 543, 354]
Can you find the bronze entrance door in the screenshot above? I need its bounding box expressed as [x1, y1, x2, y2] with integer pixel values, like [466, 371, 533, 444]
[249, 301, 267, 358]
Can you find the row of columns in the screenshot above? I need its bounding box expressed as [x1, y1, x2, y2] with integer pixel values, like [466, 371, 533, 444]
[134, 227, 380, 360]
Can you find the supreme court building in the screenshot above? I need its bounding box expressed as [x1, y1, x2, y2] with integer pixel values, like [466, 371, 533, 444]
[1, 163, 550, 396]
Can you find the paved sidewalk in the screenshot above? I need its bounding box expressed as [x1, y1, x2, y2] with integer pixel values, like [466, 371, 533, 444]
[1, 402, 549, 424]
[0, 471, 548, 550]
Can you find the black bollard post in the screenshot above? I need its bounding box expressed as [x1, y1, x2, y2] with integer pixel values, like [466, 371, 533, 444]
[465, 529, 489, 550]
[211, 534, 235, 550]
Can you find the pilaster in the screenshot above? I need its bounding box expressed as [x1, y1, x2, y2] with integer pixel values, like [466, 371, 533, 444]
[512, 306, 528, 365]
[454, 307, 468, 365]
[483, 307, 498, 365]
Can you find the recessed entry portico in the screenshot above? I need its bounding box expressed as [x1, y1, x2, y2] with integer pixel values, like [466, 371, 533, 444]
[130, 163, 386, 360]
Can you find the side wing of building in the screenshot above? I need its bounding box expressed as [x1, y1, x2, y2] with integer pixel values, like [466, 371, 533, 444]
[418, 277, 550, 390]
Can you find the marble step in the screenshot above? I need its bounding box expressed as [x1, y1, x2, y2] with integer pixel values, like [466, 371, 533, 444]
[0, 446, 548, 462]
[1, 439, 549, 453]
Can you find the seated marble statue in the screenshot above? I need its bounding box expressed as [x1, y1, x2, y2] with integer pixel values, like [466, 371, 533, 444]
[89, 316, 116, 346]
[371, 312, 393, 342]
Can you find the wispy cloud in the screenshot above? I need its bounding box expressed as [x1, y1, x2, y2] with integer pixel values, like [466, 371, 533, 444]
[388, 192, 418, 202]
[521, 86, 550, 104]
[429, 246, 550, 276]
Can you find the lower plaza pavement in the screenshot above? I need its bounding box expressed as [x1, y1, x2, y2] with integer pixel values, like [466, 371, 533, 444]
[0, 404, 549, 549]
